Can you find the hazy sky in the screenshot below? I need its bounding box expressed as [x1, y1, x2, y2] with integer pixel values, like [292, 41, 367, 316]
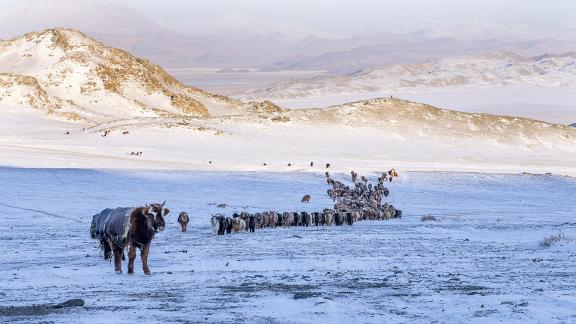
[0, 0, 574, 38]
[110, 0, 576, 36]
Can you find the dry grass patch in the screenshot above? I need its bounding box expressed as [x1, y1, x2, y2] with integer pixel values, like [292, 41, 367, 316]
[539, 233, 571, 248]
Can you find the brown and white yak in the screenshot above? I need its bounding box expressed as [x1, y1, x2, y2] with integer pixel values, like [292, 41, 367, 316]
[90, 202, 169, 275]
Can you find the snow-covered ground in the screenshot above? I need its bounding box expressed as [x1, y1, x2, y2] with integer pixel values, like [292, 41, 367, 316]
[2, 28, 575, 178]
[1, 168, 575, 323]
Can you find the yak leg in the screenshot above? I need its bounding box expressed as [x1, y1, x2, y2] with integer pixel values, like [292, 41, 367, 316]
[127, 245, 136, 274]
[141, 243, 151, 275]
[112, 245, 123, 274]
[102, 239, 112, 260]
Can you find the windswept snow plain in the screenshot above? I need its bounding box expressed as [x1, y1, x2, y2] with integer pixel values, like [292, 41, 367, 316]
[1, 168, 575, 323]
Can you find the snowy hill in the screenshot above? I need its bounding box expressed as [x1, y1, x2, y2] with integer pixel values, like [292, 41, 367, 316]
[0, 29, 575, 175]
[0, 28, 249, 122]
[241, 52, 576, 100]
[287, 98, 576, 146]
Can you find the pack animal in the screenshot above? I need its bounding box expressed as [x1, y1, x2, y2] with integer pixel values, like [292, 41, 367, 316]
[90, 201, 169, 275]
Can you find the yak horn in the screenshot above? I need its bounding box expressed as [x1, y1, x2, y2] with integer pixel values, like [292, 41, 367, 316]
[162, 200, 166, 206]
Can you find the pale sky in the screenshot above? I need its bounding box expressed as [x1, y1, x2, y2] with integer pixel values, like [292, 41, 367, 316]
[0, 0, 574, 38]
[110, 0, 576, 36]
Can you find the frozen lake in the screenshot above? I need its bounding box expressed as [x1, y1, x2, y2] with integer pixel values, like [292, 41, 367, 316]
[1, 168, 575, 323]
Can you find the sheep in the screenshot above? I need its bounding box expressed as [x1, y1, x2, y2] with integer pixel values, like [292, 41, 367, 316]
[282, 212, 294, 227]
[260, 212, 269, 228]
[292, 212, 300, 226]
[267, 211, 278, 228]
[255, 212, 264, 229]
[323, 209, 334, 226]
[345, 212, 354, 225]
[301, 212, 311, 227]
[232, 217, 247, 233]
[225, 217, 233, 234]
[248, 215, 256, 232]
[231, 217, 241, 233]
[210, 215, 220, 235]
[351, 171, 358, 182]
[311, 212, 321, 226]
[334, 212, 344, 226]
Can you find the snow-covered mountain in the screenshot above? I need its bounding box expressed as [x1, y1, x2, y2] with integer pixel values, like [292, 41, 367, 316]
[0, 28, 252, 122]
[242, 52, 576, 100]
[263, 38, 576, 73]
[2, 1, 575, 72]
[1, 29, 575, 174]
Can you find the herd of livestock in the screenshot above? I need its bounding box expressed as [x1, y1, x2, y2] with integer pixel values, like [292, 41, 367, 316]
[210, 169, 401, 235]
[90, 170, 401, 274]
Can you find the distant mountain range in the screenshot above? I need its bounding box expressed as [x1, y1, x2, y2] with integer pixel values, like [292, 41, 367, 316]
[240, 52, 576, 100]
[1, 0, 576, 72]
[263, 39, 576, 73]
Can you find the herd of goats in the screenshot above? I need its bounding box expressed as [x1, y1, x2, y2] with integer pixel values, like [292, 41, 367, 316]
[90, 169, 401, 274]
[206, 169, 402, 235]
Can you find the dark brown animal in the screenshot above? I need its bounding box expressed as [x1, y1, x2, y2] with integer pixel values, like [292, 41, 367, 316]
[91, 202, 169, 275]
[178, 212, 189, 232]
[301, 194, 311, 203]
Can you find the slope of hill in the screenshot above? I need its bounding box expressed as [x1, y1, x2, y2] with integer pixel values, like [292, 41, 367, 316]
[242, 52, 576, 100]
[0, 28, 249, 123]
[0, 29, 575, 175]
[287, 98, 576, 146]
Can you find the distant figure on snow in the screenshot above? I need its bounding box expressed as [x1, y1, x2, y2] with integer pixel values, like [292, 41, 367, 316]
[178, 212, 189, 232]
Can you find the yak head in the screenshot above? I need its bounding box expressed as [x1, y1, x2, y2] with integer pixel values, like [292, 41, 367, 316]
[144, 201, 170, 232]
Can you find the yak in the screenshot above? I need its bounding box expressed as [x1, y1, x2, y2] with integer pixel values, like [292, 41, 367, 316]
[90, 202, 169, 275]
